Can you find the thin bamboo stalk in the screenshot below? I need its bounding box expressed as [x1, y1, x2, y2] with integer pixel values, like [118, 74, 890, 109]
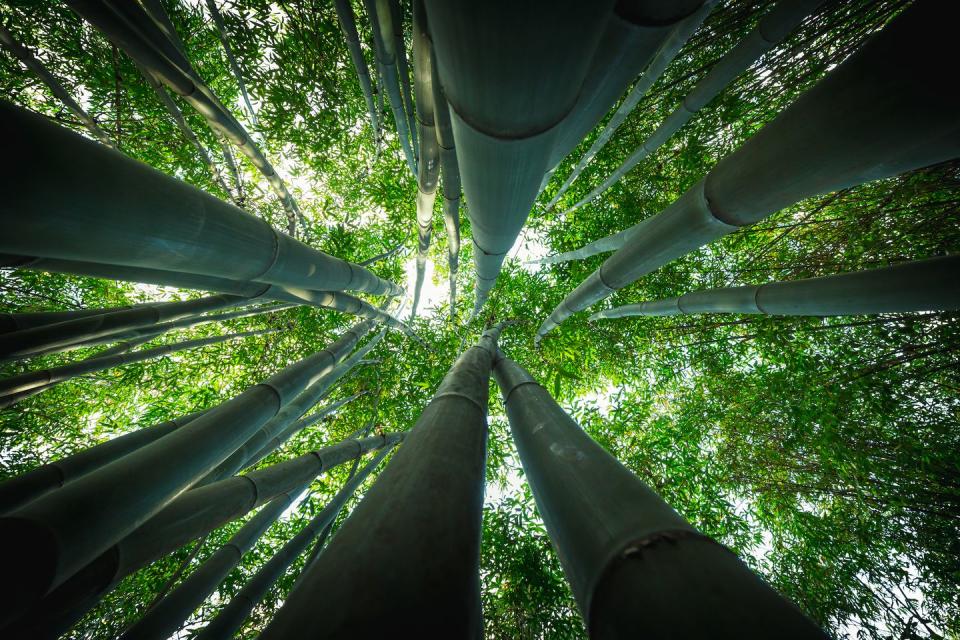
[257, 324, 507, 638]
[432, 49, 460, 320]
[590, 256, 960, 321]
[389, 0, 417, 158]
[537, 2, 960, 343]
[333, 0, 380, 142]
[0, 24, 115, 148]
[559, 0, 828, 217]
[194, 443, 398, 640]
[358, 243, 404, 267]
[204, 0, 258, 127]
[491, 352, 827, 638]
[0, 102, 403, 297]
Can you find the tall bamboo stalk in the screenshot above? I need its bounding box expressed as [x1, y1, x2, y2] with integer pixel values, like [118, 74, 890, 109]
[1, 102, 403, 298]
[0, 293, 246, 361]
[558, 0, 828, 218]
[194, 442, 398, 640]
[0, 321, 372, 618]
[358, 243, 404, 267]
[410, 0, 439, 319]
[590, 256, 960, 321]
[432, 49, 460, 320]
[424, 0, 616, 316]
[258, 324, 507, 638]
[363, 0, 417, 175]
[67, 0, 304, 234]
[333, 0, 380, 142]
[0, 411, 206, 515]
[0, 304, 147, 334]
[544, 0, 717, 209]
[0, 24, 115, 148]
[537, 2, 960, 343]
[204, 0, 259, 127]
[0, 328, 278, 408]
[2, 434, 401, 637]
[491, 352, 827, 637]
[388, 0, 417, 158]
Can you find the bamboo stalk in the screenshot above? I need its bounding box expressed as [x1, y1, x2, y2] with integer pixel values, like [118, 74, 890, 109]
[258, 324, 507, 638]
[388, 0, 418, 158]
[0, 24, 115, 148]
[590, 256, 960, 321]
[559, 0, 828, 217]
[333, 0, 380, 142]
[357, 243, 404, 267]
[432, 48, 460, 321]
[491, 352, 827, 637]
[0, 304, 144, 334]
[537, 2, 960, 343]
[204, 0, 258, 127]
[0, 102, 403, 297]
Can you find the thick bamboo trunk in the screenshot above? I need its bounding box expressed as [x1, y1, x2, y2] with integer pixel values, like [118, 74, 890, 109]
[258, 324, 506, 638]
[333, 0, 381, 141]
[364, 0, 417, 175]
[561, 0, 827, 217]
[0, 293, 246, 361]
[67, 0, 304, 234]
[590, 256, 960, 321]
[204, 0, 258, 127]
[0, 322, 372, 618]
[2, 434, 401, 637]
[0, 305, 143, 334]
[537, 2, 960, 343]
[0, 24, 115, 148]
[432, 50, 460, 320]
[0, 412, 205, 515]
[0, 328, 277, 407]
[195, 443, 398, 640]
[410, 0, 440, 319]
[424, 0, 615, 316]
[492, 353, 827, 638]
[544, 1, 716, 209]
[1, 103, 403, 297]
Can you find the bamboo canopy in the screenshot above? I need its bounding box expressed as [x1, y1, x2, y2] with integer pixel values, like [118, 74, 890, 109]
[537, 1, 960, 343]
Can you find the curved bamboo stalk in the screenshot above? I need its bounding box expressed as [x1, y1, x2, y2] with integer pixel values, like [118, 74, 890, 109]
[258, 324, 506, 638]
[537, 2, 960, 344]
[432, 49, 460, 321]
[363, 0, 417, 175]
[388, 0, 417, 159]
[333, 0, 380, 142]
[204, 0, 258, 127]
[410, 0, 440, 319]
[194, 443, 398, 640]
[67, 0, 304, 234]
[1, 102, 404, 298]
[424, 0, 616, 317]
[544, 1, 717, 210]
[0, 24, 115, 148]
[590, 256, 960, 321]
[491, 352, 827, 638]
[3, 433, 401, 638]
[0, 412, 206, 515]
[560, 0, 827, 217]
[0, 322, 371, 619]
[0, 293, 246, 361]
[0, 328, 277, 407]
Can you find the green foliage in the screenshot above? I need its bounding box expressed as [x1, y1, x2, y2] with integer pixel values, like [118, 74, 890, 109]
[1, 0, 957, 638]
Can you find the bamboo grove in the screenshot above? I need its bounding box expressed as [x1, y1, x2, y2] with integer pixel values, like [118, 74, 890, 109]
[0, 0, 957, 638]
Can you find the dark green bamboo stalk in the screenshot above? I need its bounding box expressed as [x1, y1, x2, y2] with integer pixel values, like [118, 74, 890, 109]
[204, 0, 258, 127]
[0, 293, 246, 361]
[431, 48, 460, 320]
[388, 0, 418, 158]
[1, 103, 402, 296]
[258, 324, 506, 638]
[558, 0, 827, 219]
[0, 328, 277, 407]
[0, 322, 371, 618]
[364, 0, 417, 175]
[2, 434, 401, 637]
[195, 442, 398, 640]
[544, 0, 716, 209]
[424, 0, 615, 316]
[0, 412, 206, 515]
[0, 304, 144, 334]
[492, 352, 827, 638]
[591, 256, 960, 321]
[0, 24, 115, 148]
[358, 243, 404, 267]
[537, 1, 960, 343]
[410, 0, 439, 319]
[333, 0, 380, 142]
